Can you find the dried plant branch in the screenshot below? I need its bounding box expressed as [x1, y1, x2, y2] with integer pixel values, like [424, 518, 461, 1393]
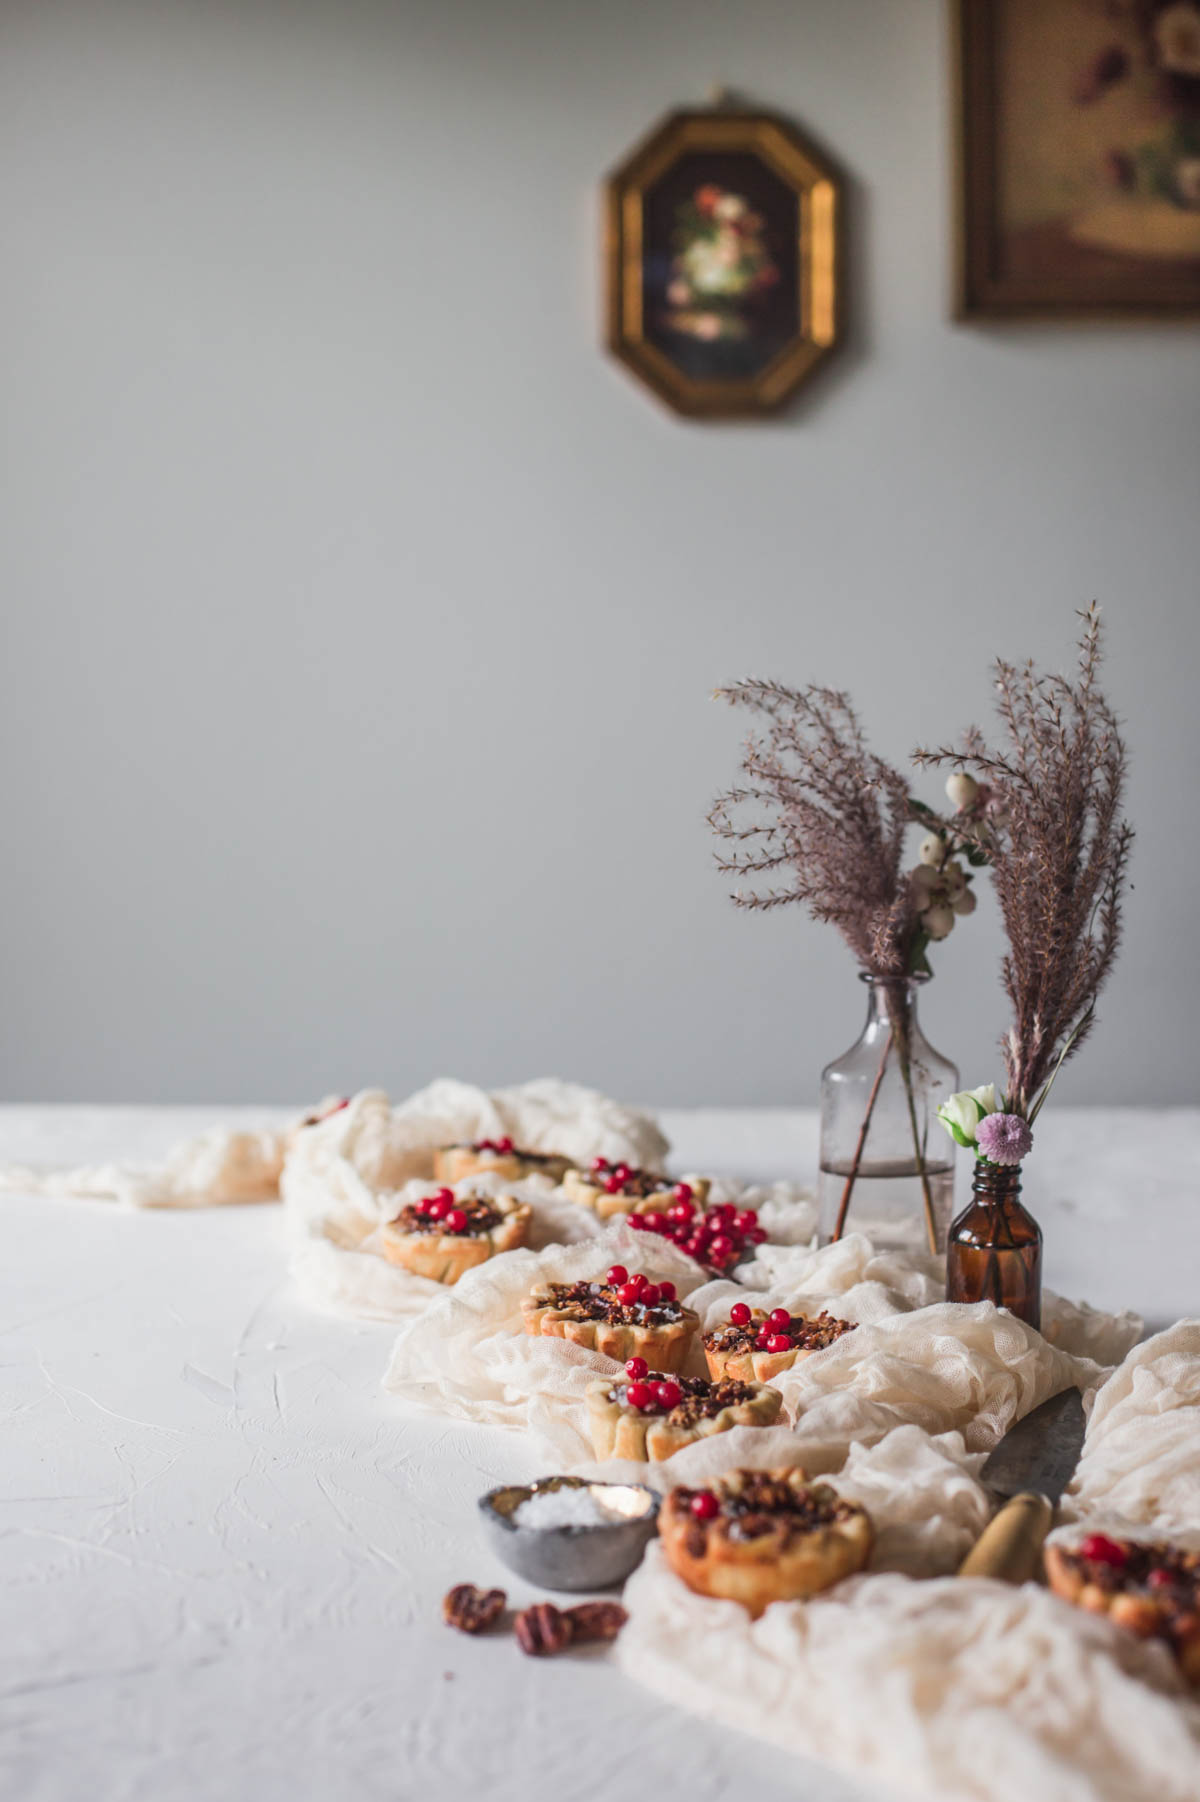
[709, 681, 919, 976]
[913, 605, 1132, 1117]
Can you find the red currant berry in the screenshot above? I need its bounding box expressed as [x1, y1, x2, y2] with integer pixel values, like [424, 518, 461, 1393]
[755, 1332, 772, 1350]
[657, 1280, 676, 1302]
[444, 1208, 468, 1234]
[614, 1164, 631, 1182]
[425, 1196, 450, 1220]
[689, 1490, 720, 1520]
[495, 1136, 514, 1153]
[604, 1174, 624, 1194]
[1147, 1567, 1175, 1590]
[641, 1284, 662, 1309]
[765, 1334, 791, 1354]
[767, 1308, 791, 1332]
[627, 1213, 646, 1231]
[684, 1236, 707, 1259]
[606, 1264, 629, 1286]
[708, 1234, 734, 1264]
[654, 1380, 683, 1409]
[625, 1382, 652, 1411]
[729, 1302, 752, 1327]
[673, 1183, 694, 1205]
[715, 1203, 737, 1222]
[629, 1272, 648, 1292]
[617, 1282, 641, 1308]
[590, 1155, 608, 1172]
[1079, 1533, 1128, 1567]
[668, 1199, 694, 1223]
[735, 1210, 758, 1234]
[747, 1226, 768, 1245]
[642, 1212, 666, 1233]
[624, 1356, 649, 1380]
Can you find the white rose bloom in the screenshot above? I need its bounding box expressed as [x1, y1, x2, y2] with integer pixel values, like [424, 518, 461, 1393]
[937, 1084, 998, 1149]
[918, 833, 946, 868]
[945, 770, 979, 811]
[922, 903, 955, 940]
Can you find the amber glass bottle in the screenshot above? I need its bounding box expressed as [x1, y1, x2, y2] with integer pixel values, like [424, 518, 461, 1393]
[946, 1162, 1043, 1331]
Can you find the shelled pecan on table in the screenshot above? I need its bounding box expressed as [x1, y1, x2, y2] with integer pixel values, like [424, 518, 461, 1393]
[443, 1583, 507, 1634]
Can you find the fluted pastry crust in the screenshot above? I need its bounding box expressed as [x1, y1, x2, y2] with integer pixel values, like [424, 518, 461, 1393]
[1044, 1537, 1200, 1684]
[703, 1309, 856, 1384]
[521, 1279, 699, 1374]
[379, 1191, 531, 1283]
[434, 1144, 572, 1185]
[586, 1375, 782, 1461]
[659, 1468, 872, 1617]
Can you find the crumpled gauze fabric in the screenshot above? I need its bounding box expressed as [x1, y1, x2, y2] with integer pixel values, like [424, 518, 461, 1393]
[615, 1318, 1200, 1802]
[0, 1117, 303, 1208]
[284, 1081, 670, 1321]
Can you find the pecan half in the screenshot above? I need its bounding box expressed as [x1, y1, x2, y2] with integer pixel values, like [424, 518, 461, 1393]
[564, 1600, 627, 1643]
[443, 1582, 507, 1634]
[513, 1600, 573, 1656]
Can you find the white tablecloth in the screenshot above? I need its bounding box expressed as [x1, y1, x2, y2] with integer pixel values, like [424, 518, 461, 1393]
[1, 1104, 1196, 1802]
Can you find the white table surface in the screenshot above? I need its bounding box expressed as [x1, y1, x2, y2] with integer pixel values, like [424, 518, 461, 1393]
[2, 1104, 1197, 1802]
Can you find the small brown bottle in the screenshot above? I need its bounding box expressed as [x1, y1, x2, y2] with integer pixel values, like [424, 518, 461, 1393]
[946, 1162, 1043, 1330]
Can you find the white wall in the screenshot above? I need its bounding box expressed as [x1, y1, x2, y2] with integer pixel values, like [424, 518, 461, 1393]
[2, 0, 1196, 1108]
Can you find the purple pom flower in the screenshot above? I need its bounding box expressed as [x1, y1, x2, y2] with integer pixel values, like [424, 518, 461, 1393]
[976, 1112, 1033, 1166]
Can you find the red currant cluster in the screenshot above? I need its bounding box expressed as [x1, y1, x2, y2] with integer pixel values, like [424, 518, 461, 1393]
[627, 1194, 766, 1272]
[619, 1356, 682, 1414]
[604, 1264, 677, 1311]
[475, 1135, 515, 1154]
[414, 1188, 469, 1234]
[587, 1157, 657, 1195]
[727, 1301, 795, 1354]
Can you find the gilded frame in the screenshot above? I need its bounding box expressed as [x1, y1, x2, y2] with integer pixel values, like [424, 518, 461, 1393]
[604, 109, 843, 417]
[954, 0, 1200, 321]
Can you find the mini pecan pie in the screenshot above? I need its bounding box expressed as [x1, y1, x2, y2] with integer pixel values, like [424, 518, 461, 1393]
[660, 1468, 872, 1617]
[521, 1264, 699, 1373]
[433, 1137, 572, 1185]
[562, 1159, 710, 1221]
[703, 1304, 856, 1383]
[586, 1360, 782, 1461]
[1044, 1533, 1200, 1684]
[379, 1187, 532, 1283]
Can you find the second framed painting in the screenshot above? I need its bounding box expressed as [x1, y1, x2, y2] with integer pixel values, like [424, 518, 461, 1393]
[956, 0, 1200, 317]
[605, 107, 843, 417]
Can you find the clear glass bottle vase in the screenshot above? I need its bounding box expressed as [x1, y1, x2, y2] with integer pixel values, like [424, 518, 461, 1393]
[818, 972, 958, 1255]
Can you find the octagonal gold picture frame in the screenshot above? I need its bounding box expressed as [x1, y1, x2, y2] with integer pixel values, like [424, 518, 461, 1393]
[604, 108, 843, 419]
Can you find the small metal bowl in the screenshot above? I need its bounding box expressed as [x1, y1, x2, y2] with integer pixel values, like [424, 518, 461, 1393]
[478, 1474, 659, 1591]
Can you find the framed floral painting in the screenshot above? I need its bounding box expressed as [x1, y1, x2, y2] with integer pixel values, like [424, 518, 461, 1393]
[605, 109, 842, 416]
[956, 0, 1200, 317]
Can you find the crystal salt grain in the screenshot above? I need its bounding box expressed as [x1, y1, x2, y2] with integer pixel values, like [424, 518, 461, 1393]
[513, 1487, 627, 1530]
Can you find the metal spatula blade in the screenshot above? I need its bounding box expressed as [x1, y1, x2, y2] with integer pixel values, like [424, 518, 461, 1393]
[980, 1386, 1087, 1505]
[958, 1387, 1086, 1583]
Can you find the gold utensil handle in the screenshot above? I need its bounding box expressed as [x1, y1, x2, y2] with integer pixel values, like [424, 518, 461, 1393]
[957, 1491, 1053, 1583]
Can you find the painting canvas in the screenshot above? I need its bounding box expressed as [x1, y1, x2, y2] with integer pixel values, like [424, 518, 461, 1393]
[957, 0, 1200, 316]
[605, 111, 841, 417]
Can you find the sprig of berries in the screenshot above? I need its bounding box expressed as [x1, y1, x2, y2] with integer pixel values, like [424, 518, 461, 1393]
[627, 1197, 765, 1272]
[415, 1188, 470, 1234]
[604, 1265, 677, 1312]
[620, 1357, 683, 1413]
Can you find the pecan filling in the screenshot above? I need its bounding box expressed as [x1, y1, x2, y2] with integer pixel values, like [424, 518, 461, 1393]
[538, 1279, 684, 1327]
[393, 1199, 502, 1237]
[587, 1159, 675, 1199]
[1060, 1537, 1200, 1637]
[673, 1474, 854, 1555]
[703, 1309, 856, 1355]
[450, 1138, 558, 1164]
[609, 1374, 759, 1427]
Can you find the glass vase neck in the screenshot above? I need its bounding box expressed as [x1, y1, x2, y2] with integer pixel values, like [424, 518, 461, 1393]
[856, 970, 926, 1039]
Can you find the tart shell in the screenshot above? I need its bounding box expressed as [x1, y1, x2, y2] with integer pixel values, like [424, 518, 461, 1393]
[379, 1194, 532, 1284]
[521, 1287, 699, 1374]
[561, 1169, 709, 1221]
[586, 1378, 782, 1462]
[434, 1146, 572, 1186]
[659, 1470, 872, 1617]
[1044, 1541, 1200, 1685]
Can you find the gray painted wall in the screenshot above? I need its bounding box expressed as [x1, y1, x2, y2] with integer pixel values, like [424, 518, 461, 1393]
[2, 0, 1196, 1108]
